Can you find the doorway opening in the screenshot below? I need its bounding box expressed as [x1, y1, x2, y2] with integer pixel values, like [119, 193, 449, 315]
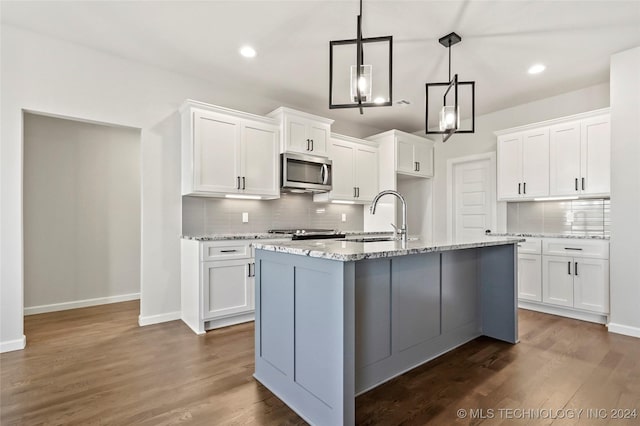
[23, 112, 141, 331]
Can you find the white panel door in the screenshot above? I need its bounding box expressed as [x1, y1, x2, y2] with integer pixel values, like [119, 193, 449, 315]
[203, 259, 252, 320]
[550, 122, 581, 196]
[329, 140, 356, 200]
[521, 128, 549, 197]
[518, 254, 542, 302]
[308, 123, 329, 156]
[497, 134, 522, 199]
[355, 145, 379, 202]
[453, 158, 494, 240]
[581, 115, 610, 195]
[542, 255, 574, 307]
[396, 137, 415, 174]
[242, 122, 279, 197]
[573, 258, 609, 313]
[193, 111, 241, 193]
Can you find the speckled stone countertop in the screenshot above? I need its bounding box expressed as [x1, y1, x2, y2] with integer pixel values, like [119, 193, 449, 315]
[253, 236, 524, 262]
[489, 232, 610, 240]
[181, 231, 395, 241]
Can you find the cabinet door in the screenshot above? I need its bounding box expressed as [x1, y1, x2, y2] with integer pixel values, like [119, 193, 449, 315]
[518, 254, 542, 302]
[355, 145, 379, 201]
[542, 255, 574, 307]
[329, 140, 357, 200]
[242, 121, 279, 197]
[396, 137, 415, 174]
[414, 142, 434, 177]
[574, 258, 609, 313]
[550, 122, 581, 196]
[308, 123, 329, 156]
[521, 128, 549, 197]
[202, 259, 252, 320]
[284, 115, 309, 154]
[193, 111, 241, 193]
[497, 134, 522, 199]
[581, 115, 610, 195]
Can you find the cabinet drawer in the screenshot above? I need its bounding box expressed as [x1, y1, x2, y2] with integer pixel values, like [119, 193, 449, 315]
[517, 238, 542, 254]
[201, 242, 251, 261]
[542, 238, 609, 259]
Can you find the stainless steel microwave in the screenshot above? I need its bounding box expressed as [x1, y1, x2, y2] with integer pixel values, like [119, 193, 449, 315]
[281, 153, 332, 193]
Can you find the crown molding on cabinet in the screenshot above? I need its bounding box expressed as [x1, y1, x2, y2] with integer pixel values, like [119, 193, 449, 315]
[179, 99, 278, 126]
[494, 107, 610, 136]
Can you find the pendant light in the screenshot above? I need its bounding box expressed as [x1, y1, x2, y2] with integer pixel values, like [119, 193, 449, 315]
[329, 0, 393, 114]
[425, 32, 475, 142]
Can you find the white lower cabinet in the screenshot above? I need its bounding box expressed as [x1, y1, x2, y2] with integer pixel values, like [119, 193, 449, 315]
[518, 237, 609, 323]
[181, 239, 261, 334]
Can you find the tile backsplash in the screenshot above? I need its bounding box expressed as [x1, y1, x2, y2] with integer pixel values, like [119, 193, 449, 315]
[507, 199, 610, 237]
[182, 193, 364, 235]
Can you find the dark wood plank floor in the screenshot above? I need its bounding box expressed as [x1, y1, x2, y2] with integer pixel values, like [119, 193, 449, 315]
[2, 302, 639, 425]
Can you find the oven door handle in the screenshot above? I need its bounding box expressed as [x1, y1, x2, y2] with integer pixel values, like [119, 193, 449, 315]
[321, 164, 329, 185]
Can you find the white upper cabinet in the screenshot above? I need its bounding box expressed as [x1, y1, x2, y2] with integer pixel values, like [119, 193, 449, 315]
[368, 130, 434, 178]
[497, 108, 610, 201]
[181, 100, 280, 199]
[313, 134, 379, 204]
[497, 129, 549, 200]
[268, 107, 333, 157]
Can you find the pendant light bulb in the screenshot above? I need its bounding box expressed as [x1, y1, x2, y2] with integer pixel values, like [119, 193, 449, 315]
[439, 105, 460, 131]
[350, 64, 372, 102]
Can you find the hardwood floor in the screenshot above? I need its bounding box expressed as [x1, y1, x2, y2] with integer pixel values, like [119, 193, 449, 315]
[2, 303, 639, 425]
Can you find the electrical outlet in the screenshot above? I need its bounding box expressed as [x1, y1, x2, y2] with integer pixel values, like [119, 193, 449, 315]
[242, 212, 249, 223]
[341, 213, 347, 222]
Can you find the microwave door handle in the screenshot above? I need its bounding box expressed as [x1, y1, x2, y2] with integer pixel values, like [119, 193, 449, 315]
[321, 164, 329, 185]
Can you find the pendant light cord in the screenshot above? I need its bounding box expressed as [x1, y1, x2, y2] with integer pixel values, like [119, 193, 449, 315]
[448, 39, 452, 82]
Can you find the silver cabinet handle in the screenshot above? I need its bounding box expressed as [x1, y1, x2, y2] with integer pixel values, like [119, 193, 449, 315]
[321, 164, 329, 185]
[568, 261, 571, 275]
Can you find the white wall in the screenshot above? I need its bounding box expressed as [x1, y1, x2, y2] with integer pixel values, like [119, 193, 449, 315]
[0, 25, 383, 351]
[23, 114, 140, 313]
[609, 46, 640, 338]
[430, 82, 610, 241]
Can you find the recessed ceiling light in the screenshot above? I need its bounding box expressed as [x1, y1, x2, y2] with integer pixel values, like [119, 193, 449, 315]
[240, 46, 256, 58]
[528, 63, 546, 74]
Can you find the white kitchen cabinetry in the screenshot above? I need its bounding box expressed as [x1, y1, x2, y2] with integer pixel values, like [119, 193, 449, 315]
[549, 114, 610, 197]
[517, 238, 542, 302]
[181, 238, 290, 335]
[181, 100, 280, 199]
[497, 128, 549, 200]
[313, 134, 379, 204]
[497, 108, 610, 201]
[268, 107, 333, 157]
[537, 238, 609, 319]
[393, 132, 434, 177]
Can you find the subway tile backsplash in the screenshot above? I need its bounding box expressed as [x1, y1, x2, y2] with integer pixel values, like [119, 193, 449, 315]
[507, 199, 610, 237]
[182, 193, 364, 235]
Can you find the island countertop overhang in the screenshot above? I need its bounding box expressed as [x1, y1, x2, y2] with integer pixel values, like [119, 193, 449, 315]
[252, 235, 525, 262]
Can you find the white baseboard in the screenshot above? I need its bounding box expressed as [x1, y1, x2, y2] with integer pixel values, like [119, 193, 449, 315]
[24, 293, 140, 315]
[608, 323, 640, 339]
[0, 335, 26, 353]
[138, 311, 181, 326]
[518, 300, 608, 324]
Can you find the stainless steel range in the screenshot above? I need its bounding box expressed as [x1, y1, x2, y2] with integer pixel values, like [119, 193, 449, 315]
[268, 228, 346, 241]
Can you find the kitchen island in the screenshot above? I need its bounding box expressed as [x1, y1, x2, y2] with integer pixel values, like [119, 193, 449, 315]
[252, 236, 523, 426]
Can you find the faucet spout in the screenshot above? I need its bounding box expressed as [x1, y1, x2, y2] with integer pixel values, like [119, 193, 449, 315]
[369, 190, 408, 242]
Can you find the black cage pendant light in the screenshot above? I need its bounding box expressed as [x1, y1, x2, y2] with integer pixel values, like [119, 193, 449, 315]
[425, 32, 475, 142]
[329, 0, 393, 114]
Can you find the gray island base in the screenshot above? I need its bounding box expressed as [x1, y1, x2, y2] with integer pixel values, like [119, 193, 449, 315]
[253, 236, 523, 426]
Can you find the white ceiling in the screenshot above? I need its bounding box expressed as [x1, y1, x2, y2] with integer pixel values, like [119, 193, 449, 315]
[2, 1, 639, 133]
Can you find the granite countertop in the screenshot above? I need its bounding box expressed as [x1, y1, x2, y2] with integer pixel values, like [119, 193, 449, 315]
[253, 236, 525, 262]
[489, 232, 610, 240]
[181, 230, 395, 241]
